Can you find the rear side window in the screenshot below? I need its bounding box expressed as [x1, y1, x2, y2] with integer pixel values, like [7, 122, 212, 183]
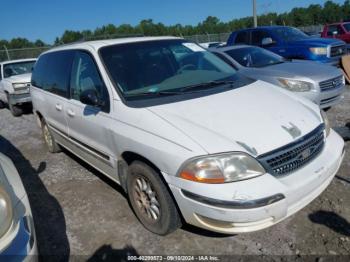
[327, 25, 343, 36]
[32, 51, 74, 97]
[251, 30, 272, 46]
[235, 31, 249, 44]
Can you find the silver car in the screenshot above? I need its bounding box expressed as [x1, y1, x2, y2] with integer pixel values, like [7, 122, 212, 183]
[211, 45, 345, 109]
[0, 153, 37, 259]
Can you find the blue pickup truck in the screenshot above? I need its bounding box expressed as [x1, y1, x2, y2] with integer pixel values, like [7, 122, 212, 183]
[227, 26, 347, 66]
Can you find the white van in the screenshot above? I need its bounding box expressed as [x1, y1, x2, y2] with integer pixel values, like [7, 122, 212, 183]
[30, 37, 345, 235]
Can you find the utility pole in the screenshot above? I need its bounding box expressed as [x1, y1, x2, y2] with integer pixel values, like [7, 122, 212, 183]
[253, 0, 257, 28]
[3, 45, 10, 60]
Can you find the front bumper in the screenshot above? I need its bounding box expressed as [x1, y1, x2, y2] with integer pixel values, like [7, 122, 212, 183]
[299, 84, 345, 109]
[8, 93, 31, 106]
[0, 196, 37, 262]
[165, 130, 344, 234]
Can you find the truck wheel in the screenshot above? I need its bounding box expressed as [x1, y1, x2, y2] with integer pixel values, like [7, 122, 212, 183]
[6, 94, 23, 117]
[127, 161, 181, 235]
[42, 120, 61, 153]
[9, 103, 23, 117]
[0, 100, 5, 109]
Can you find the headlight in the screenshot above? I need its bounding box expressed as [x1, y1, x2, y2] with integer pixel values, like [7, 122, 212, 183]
[0, 186, 13, 238]
[12, 83, 29, 89]
[310, 47, 327, 55]
[321, 110, 331, 137]
[178, 152, 266, 184]
[278, 79, 313, 92]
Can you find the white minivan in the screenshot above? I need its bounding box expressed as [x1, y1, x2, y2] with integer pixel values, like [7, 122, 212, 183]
[30, 37, 345, 235]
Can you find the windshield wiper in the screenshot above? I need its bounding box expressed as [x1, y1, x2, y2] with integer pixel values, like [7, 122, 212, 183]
[124, 90, 184, 98]
[179, 80, 236, 92]
[124, 80, 236, 98]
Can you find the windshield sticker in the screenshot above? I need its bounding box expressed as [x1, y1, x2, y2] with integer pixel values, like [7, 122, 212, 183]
[182, 43, 205, 52]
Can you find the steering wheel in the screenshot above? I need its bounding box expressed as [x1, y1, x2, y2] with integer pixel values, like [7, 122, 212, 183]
[176, 64, 196, 74]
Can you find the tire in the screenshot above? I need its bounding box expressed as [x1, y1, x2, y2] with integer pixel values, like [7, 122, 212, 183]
[6, 93, 23, 117]
[41, 120, 61, 153]
[0, 100, 5, 109]
[127, 161, 181, 235]
[9, 104, 23, 117]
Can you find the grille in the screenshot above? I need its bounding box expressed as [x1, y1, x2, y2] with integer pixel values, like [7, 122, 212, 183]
[330, 45, 346, 57]
[319, 75, 343, 92]
[258, 125, 325, 177]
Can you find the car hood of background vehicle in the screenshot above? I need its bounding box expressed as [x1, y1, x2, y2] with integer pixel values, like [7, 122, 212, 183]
[6, 73, 32, 83]
[240, 60, 342, 82]
[147, 80, 322, 156]
[289, 37, 345, 46]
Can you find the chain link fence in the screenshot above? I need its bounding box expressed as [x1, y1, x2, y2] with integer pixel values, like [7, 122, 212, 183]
[0, 46, 51, 62]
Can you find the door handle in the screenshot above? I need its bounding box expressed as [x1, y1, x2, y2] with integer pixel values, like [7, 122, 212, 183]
[67, 109, 75, 117]
[55, 104, 63, 111]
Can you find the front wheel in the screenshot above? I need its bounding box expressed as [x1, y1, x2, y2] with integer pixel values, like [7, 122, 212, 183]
[42, 120, 61, 153]
[127, 161, 181, 235]
[6, 94, 23, 117]
[0, 100, 5, 109]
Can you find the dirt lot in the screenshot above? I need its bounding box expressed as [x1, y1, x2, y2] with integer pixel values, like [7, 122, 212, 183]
[0, 88, 349, 261]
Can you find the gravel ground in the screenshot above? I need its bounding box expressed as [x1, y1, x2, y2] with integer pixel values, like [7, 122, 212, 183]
[0, 88, 349, 261]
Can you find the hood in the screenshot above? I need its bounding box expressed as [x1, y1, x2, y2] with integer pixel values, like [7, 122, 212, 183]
[241, 60, 342, 82]
[148, 80, 322, 156]
[289, 37, 345, 46]
[5, 73, 32, 83]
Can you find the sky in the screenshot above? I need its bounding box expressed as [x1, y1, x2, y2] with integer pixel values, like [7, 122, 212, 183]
[1, 0, 346, 44]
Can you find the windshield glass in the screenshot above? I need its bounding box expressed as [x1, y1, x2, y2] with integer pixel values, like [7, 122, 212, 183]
[100, 40, 243, 101]
[273, 27, 309, 42]
[3, 60, 36, 78]
[344, 23, 350, 32]
[225, 46, 284, 68]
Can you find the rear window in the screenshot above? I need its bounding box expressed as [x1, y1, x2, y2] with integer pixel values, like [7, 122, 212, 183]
[32, 50, 74, 97]
[235, 31, 249, 44]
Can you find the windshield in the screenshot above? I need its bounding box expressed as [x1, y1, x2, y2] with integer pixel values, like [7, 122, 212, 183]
[225, 46, 284, 68]
[273, 27, 309, 42]
[100, 40, 244, 101]
[3, 60, 36, 78]
[344, 23, 350, 32]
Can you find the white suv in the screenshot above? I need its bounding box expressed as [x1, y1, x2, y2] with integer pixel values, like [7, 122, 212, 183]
[30, 37, 345, 235]
[0, 59, 37, 116]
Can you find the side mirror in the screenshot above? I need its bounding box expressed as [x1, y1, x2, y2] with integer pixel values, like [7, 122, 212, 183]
[261, 37, 274, 46]
[80, 89, 100, 107]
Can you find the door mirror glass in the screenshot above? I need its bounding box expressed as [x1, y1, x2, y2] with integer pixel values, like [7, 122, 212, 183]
[261, 37, 274, 46]
[80, 89, 100, 107]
